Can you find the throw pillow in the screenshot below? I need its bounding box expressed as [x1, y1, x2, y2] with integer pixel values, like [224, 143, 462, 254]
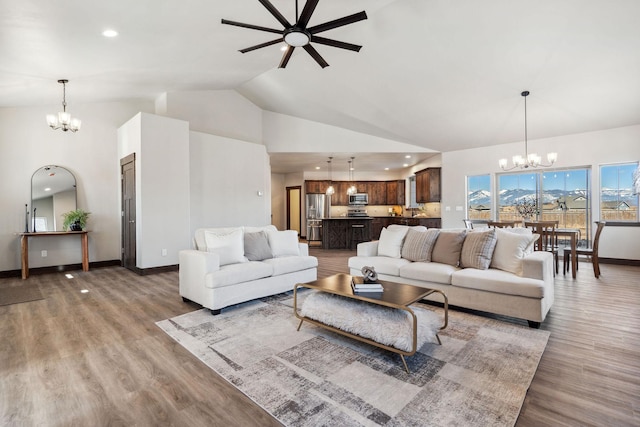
[431, 230, 467, 267]
[244, 231, 273, 261]
[490, 228, 539, 275]
[204, 228, 245, 266]
[378, 226, 409, 258]
[268, 230, 300, 257]
[460, 228, 498, 270]
[401, 229, 440, 262]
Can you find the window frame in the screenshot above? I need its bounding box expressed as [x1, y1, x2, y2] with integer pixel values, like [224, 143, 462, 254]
[599, 162, 639, 223]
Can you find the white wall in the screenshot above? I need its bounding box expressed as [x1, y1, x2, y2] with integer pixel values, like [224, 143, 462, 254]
[0, 100, 154, 272]
[162, 90, 263, 144]
[442, 125, 640, 260]
[188, 131, 271, 239]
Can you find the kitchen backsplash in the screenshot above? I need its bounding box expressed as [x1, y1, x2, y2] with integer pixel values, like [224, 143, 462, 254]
[329, 203, 441, 218]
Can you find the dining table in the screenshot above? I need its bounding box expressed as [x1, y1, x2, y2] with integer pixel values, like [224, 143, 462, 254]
[555, 228, 580, 279]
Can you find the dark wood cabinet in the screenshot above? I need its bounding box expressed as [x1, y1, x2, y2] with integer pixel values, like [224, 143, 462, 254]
[385, 180, 405, 205]
[333, 182, 350, 206]
[368, 181, 387, 205]
[305, 180, 329, 194]
[415, 167, 441, 203]
[322, 218, 372, 249]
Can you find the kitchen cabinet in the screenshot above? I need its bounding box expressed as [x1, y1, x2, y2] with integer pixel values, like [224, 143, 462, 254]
[322, 218, 372, 249]
[415, 167, 441, 203]
[368, 181, 387, 205]
[385, 180, 405, 205]
[333, 182, 350, 206]
[305, 180, 329, 194]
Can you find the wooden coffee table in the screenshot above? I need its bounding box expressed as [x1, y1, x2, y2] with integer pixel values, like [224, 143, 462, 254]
[293, 273, 448, 373]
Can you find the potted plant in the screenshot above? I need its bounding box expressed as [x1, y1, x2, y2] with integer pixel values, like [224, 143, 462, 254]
[62, 209, 91, 231]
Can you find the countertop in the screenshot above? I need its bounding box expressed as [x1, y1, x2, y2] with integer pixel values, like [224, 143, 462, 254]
[322, 217, 374, 220]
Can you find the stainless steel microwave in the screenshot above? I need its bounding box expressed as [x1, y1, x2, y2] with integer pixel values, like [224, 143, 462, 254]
[349, 193, 369, 205]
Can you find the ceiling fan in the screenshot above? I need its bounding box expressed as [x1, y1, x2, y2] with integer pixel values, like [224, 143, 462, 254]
[221, 0, 367, 69]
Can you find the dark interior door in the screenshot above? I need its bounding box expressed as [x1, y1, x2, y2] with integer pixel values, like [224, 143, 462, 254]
[120, 154, 136, 270]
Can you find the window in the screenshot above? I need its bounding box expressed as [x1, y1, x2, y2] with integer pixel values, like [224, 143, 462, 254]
[498, 168, 591, 244]
[466, 175, 491, 220]
[600, 163, 639, 222]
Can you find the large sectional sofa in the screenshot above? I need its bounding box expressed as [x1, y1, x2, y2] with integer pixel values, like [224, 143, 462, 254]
[179, 225, 318, 314]
[348, 225, 554, 328]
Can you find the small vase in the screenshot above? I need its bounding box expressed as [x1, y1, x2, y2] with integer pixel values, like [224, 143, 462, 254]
[70, 222, 82, 231]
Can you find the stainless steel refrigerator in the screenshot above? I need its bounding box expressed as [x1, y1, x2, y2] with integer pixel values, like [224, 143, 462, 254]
[306, 194, 329, 241]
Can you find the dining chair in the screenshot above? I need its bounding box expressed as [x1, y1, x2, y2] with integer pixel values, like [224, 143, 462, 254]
[463, 219, 474, 229]
[563, 221, 606, 278]
[525, 221, 559, 274]
[487, 220, 517, 228]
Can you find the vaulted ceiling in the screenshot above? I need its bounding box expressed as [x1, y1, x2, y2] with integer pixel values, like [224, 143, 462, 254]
[3, 0, 640, 172]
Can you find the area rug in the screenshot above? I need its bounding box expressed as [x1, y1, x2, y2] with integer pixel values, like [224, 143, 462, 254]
[0, 284, 44, 306]
[157, 292, 549, 427]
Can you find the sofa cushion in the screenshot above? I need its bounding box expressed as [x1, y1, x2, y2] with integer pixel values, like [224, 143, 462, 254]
[205, 261, 273, 289]
[204, 228, 245, 266]
[263, 256, 318, 276]
[490, 228, 539, 276]
[268, 230, 300, 257]
[451, 268, 546, 298]
[378, 226, 409, 258]
[399, 261, 459, 285]
[244, 231, 273, 261]
[431, 230, 467, 267]
[401, 229, 440, 262]
[195, 226, 241, 251]
[348, 256, 411, 276]
[460, 228, 498, 270]
[244, 225, 278, 234]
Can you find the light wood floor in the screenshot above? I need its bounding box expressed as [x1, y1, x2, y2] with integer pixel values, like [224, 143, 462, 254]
[1, 249, 638, 426]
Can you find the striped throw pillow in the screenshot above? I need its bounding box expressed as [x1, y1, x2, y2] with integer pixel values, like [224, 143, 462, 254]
[459, 228, 498, 270]
[401, 229, 440, 262]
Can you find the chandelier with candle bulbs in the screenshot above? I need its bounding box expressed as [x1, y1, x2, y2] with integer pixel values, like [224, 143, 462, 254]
[499, 91, 556, 170]
[47, 79, 81, 133]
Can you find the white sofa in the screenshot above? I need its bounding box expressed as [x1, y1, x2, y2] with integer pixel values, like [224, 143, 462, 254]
[348, 225, 554, 328]
[180, 225, 318, 314]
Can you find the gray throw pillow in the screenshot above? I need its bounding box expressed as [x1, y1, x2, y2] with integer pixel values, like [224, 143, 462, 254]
[244, 231, 273, 261]
[401, 229, 440, 262]
[431, 230, 467, 267]
[460, 228, 498, 270]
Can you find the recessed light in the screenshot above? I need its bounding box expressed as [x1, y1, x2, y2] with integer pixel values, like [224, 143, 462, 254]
[384, 167, 389, 171]
[403, 163, 409, 167]
[315, 166, 320, 170]
[405, 155, 411, 159]
[102, 29, 118, 38]
[44, 187, 51, 192]
[80, 289, 89, 293]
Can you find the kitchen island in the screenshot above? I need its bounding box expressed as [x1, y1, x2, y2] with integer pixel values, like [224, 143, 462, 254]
[321, 217, 373, 249]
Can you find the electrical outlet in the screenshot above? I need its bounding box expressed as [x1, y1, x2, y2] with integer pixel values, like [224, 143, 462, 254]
[41, 250, 47, 257]
[161, 249, 167, 256]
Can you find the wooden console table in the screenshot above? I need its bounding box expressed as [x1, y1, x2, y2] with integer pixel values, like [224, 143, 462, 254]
[19, 231, 89, 279]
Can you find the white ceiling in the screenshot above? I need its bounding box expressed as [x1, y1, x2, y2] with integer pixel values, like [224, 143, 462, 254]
[3, 0, 640, 173]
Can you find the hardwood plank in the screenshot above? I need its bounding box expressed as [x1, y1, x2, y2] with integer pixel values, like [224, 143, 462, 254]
[0, 253, 638, 426]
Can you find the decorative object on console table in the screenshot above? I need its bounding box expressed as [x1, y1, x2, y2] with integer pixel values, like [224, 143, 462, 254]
[62, 209, 90, 231]
[24, 204, 29, 233]
[360, 265, 378, 283]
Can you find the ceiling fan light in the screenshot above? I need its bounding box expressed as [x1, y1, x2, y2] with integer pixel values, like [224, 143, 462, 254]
[284, 29, 310, 47]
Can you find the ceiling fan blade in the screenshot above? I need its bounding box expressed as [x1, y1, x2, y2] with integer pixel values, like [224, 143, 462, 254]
[311, 36, 362, 52]
[240, 38, 284, 53]
[297, 0, 319, 28]
[221, 19, 283, 35]
[303, 44, 329, 68]
[308, 11, 368, 34]
[279, 46, 295, 68]
[258, 0, 292, 28]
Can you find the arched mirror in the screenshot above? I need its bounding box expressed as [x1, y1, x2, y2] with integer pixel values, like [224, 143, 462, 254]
[31, 165, 77, 232]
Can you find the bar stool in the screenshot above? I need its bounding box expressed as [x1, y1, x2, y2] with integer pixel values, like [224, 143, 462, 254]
[350, 224, 366, 249]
